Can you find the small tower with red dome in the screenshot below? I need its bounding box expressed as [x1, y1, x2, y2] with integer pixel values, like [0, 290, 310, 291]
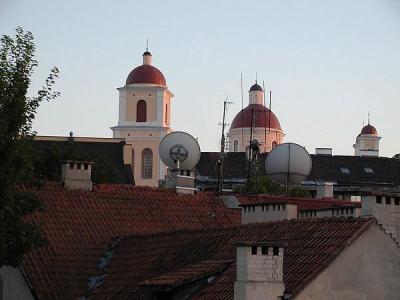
[227, 82, 285, 153]
[353, 122, 381, 157]
[111, 50, 173, 187]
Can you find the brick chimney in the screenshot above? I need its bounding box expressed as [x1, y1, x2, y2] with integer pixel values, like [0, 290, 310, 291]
[61, 161, 94, 191]
[234, 242, 285, 300]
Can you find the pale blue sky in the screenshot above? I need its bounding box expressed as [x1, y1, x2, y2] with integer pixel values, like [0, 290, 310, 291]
[1, 0, 399, 156]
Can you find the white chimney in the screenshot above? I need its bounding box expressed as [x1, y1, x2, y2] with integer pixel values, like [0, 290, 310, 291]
[61, 161, 94, 191]
[234, 242, 285, 300]
[316, 182, 334, 198]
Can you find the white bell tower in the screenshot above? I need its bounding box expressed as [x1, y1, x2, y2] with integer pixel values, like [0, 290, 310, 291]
[111, 50, 173, 187]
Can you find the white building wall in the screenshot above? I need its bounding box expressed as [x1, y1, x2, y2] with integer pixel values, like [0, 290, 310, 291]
[295, 225, 400, 300]
[242, 204, 297, 224]
[228, 128, 285, 153]
[111, 81, 173, 187]
[361, 195, 400, 245]
[0, 267, 34, 300]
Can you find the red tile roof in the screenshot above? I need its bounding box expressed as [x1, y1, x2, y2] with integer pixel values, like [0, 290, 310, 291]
[237, 194, 361, 210]
[22, 182, 240, 299]
[126, 64, 166, 86]
[140, 259, 234, 289]
[90, 217, 374, 299]
[230, 104, 282, 130]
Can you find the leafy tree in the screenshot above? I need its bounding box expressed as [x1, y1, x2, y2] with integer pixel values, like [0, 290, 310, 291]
[237, 176, 311, 198]
[0, 27, 59, 266]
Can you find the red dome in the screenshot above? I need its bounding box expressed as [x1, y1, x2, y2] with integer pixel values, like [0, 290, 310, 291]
[126, 64, 166, 86]
[230, 104, 282, 130]
[361, 124, 377, 135]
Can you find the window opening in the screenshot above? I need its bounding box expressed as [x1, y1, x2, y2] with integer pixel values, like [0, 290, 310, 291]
[141, 148, 153, 179]
[137, 100, 147, 122]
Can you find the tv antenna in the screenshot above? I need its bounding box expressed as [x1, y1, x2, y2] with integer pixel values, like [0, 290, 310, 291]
[217, 97, 233, 195]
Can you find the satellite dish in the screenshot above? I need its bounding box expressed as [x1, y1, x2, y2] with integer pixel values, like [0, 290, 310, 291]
[159, 131, 201, 170]
[265, 143, 312, 186]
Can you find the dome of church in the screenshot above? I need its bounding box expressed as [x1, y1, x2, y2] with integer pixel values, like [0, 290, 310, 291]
[249, 83, 263, 92]
[126, 65, 166, 86]
[361, 124, 377, 135]
[126, 51, 167, 86]
[230, 104, 282, 130]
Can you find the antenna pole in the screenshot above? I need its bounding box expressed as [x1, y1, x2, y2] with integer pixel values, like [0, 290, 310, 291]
[247, 109, 255, 192]
[218, 97, 231, 196]
[241, 74, 244, 151]
[286, 143, 291, 195]
[263, 81, 267, 152]
[268, 90, 272, 132]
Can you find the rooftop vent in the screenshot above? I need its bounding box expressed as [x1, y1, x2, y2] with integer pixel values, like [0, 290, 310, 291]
[315, 148, 332, 156]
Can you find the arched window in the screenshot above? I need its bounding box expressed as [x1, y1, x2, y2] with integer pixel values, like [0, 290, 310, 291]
[272, 141, 277, 148]
[233, 140, 239, 152]
[141, 148, 153, 179]
[137, 100, 147, 122]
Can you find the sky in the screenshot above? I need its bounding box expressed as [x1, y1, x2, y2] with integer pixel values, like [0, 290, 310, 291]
[1, 0, 399, 157]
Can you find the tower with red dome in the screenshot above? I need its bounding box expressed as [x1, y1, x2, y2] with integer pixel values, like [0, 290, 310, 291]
[227, 82, 285, 153]
[353, 122, 381, 157]
[111, 50, 173, 187]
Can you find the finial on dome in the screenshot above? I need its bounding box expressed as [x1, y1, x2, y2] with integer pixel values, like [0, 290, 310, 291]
[255, 72, 258, 84]
[368, 111, 370, 124]
[142, 38, 152, 65]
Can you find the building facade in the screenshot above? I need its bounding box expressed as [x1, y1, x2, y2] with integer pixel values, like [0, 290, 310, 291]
[111, 51, 173, 187]
[354, 122, 381, 157]
[227, 83, 285, 153]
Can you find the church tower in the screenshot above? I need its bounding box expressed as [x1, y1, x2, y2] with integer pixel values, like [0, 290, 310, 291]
[111, 50, 173, 187]
[353, 122, 381, 157]
[227, 82, 285, 153]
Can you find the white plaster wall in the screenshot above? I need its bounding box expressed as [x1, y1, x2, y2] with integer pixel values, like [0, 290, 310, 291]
[0, 267, 34, 300]
[228, 128, 285, 153]
[361, 195, 400, 244]
[242, 204, 295, 224]
[295, 225, 400, 300]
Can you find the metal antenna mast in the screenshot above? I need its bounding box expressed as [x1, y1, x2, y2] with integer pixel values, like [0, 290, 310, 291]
[263, 81, 267, 152]
[218, 97, 232, 195]
[246, 108, 255, 192]
[241, 74, 244, 151]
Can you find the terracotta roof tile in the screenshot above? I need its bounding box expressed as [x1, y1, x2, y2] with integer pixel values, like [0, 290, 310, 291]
[237, 194, 361, 210]
[90, 217, 374, 299]
[22, 182, 240, 299]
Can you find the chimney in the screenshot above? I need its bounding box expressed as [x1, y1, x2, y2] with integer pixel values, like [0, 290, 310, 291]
[61, 161, 94, 191]
[315, 147, 332, 156]
[162, 169, 196, 195]
[316, 182, 334, 198]
[234, 242, 285, 300]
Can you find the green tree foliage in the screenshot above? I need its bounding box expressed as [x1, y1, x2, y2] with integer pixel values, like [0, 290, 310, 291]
[0, 27, 59, 266]
[238, 176, 311, 198]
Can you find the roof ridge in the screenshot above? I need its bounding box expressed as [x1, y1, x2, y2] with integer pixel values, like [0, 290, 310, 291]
[114, 216, 376, 244]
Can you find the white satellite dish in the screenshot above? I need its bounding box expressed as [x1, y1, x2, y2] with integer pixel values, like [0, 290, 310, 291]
[265, 143, 312, 186]
[159, 131, 201, 170]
